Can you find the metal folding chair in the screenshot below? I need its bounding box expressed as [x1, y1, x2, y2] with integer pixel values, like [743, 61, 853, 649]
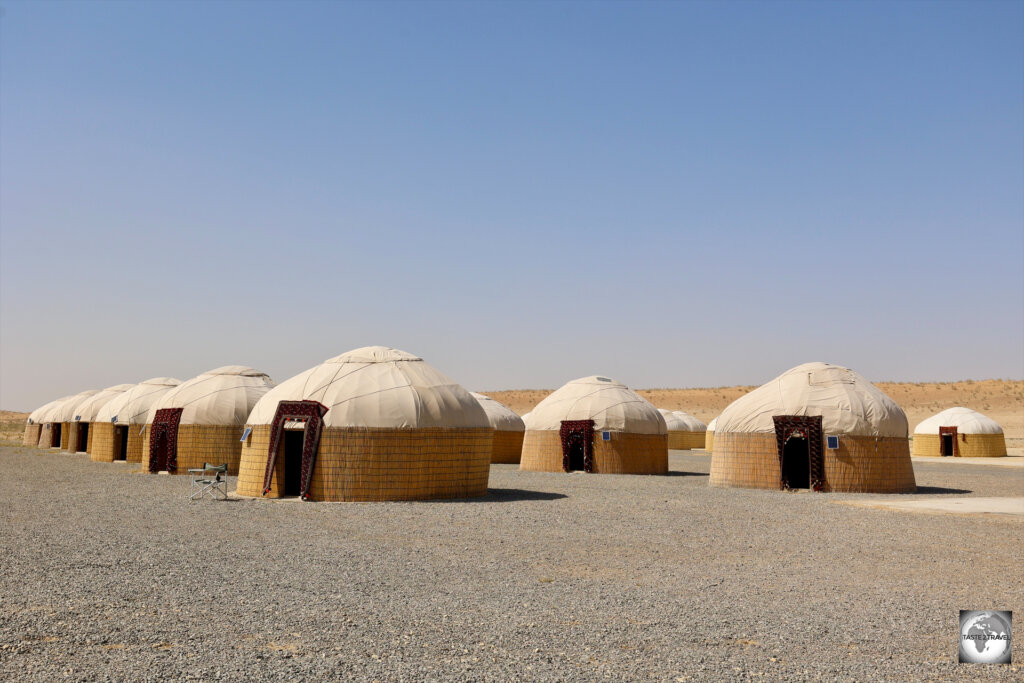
[188, 462, 228, 501]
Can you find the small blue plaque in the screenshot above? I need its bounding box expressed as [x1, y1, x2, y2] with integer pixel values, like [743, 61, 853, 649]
[240, 427, 252, 442]
[826, 435, 839, 450]
[602, 431, 611, 441]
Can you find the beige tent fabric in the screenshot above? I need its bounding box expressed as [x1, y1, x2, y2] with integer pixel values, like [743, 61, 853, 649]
[525, 376, 666, 435]
[72, 384, 136, 422]
[97, 377, 181, 426]
[471, 393, 525, 432]
[914, 407, 1003, 435]
[246, 346, 489, 429]
[51, 390, 101, 423]
[658, 409, 690, 432]
[27, 398, 67, 424]
[147, 366, 275, 426]
[706, 417, 718, 432]
[716, 362, 907, 438]
[672, 410, 706, 432]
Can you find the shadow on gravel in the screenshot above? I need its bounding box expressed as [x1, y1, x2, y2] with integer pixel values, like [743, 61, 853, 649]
[438, 488, 569, 503]
[663, 471, 708, 477]
[913, 486, 973, 495]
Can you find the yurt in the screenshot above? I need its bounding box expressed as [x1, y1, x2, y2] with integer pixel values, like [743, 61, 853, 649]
[471, 392, 526, 463]
[23, 398, 64, 447]
[235, 346, 491, 502]
[141, 366, 274, 475]
[67, 384, 135, 454]
[40, 391, 99, 451]
[704, 416, 718, 452]
[34, 395, 76, 448]
[709, 362, 915, 493]
[658, 409, 707, 450]
[90, 377, 181, 463]
[912, 407, 1007, 458]
[520, 376, 668, 475]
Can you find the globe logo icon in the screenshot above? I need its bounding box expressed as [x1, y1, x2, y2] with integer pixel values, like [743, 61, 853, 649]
[959, 610, 1012, 664]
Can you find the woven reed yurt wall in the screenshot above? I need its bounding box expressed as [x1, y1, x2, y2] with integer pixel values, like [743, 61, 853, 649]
[704, 430, 714, 452]
[86, 425, 95, 454]
[709, 432, 916, 493]
[912, 433, 1007, 458]
[59, 423, 71, 450]
[236, 426, 492, 501]
[23, 424, 41, 447]
[519, 430, 668, 474]
[90, 423, 118, 462]
[491, 430, 524, 464]
[37, 425, 53, 448]
[127, 426, 147, 463]
[140, 424, 245, 474]
[668, 431, 706, 450]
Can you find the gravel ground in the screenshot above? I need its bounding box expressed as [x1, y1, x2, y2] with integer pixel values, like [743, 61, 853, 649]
[0, 446, 1021, 681]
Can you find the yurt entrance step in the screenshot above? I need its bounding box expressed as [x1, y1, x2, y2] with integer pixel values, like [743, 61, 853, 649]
[283, 430, 304, 496]
[773, 415, 825, 491]
[115, 425, 129, 461]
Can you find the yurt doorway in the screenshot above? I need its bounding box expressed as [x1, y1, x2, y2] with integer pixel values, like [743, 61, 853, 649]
[282, 429, 305, 496]
[781, 433, 810, 489]
[77, 423, 89, 453]
[114, 426, 128, 461]
[559, 420, 594, 473]
[939, 426, 958, 457]
[50, 424, 61, 448]
[772, 415, 824, 491]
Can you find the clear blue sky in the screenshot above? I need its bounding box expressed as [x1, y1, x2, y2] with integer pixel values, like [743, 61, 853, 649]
[2, 0, 1022, 410]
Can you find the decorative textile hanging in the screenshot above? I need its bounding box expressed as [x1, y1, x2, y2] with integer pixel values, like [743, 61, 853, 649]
[559, 419, 594, 473]
[772, 415, 825, 491]
[149, 408, 184, 473]
[938, 426, 959, 457]
[263, 400, 328, 500]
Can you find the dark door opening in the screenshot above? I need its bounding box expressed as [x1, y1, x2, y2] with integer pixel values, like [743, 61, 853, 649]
[115, 426, 128, 460]
[781, 435, 810, 489]
[283, 430, 304, 496]
[78, 424, 89, 452]
[152, 433, 168, 471]
[50, 424, 62, 448]
[567, 435, 585, 471]
[941, 434, 954, 457]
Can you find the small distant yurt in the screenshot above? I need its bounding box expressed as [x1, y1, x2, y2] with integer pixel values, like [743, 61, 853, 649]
[520, 376, 668, 475]
[710, 362, 915, 493]
[66, 384, 136, 453]
[39, 391, 99, 451]
[658, 409, 707, 450]
[141, 366, 274, 475]
[913, 407, 1007, 458]
[236, 346, 491, 501]
[24, 398, 64, 447]
[704, 416, 718, 452]
[34, 395, 75, 448]
[471, 393, 526, 463]
[91, 377, 181, 463]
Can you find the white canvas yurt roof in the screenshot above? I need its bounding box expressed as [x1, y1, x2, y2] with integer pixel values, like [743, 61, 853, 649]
[97, 377, 181, 425]
[659, 409, 708, 430]
[716, 362, 907, 438]
[72, 384, 136, 422]
[707, 416, 718, 432]
[147, 366, 274, 426]
[526, 376, 666, 434]
[470, 393, 525, 432]
[914, 407, 1003, 435]
[51, 390, 101, 423]
[246, 346, 489, 429]
[28, 397, 68, 424]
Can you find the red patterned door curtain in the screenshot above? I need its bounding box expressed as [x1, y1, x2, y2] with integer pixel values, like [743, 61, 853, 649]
[560, 420, 595, 473]
[149, 408, 184, 473]
[263, 400, 328, 500]
[772, 415, 825, 492]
